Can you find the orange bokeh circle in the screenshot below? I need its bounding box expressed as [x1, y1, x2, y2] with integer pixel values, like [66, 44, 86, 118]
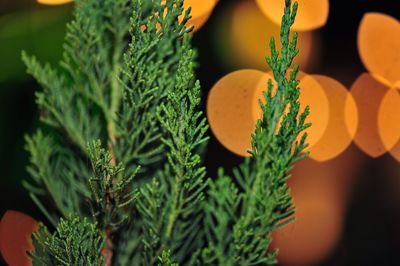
[351, 73, 389, 157]
[37, 0, 72, 4]
[209, 70, 330, 157]
[378, 89, 400, 153]
[0, 211, 39, 266]
[183, 0, 217, 32]
[271, 153, 363, 266]
[272, 167, 343, 266]
[358, 13, 400, 88]
[308, 75, 358, 162]
[273, 194, 343, 266]
[229, 0, 315, 71]
[207, 69, 265, 157]
[255, 0, 329, 31]
[38, 0, 216, 32]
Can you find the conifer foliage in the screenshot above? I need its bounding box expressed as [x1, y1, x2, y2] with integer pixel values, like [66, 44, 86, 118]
[22, 0, 309, 265]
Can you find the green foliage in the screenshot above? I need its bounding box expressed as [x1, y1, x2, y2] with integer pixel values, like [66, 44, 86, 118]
[87, 140, 140, 232]
[135, 45, 208, 264]
[158, 250, 179, 266]
[24, 131, 92, 226]
[23, 0, 309, 265]
[31, 216, 105, 266]
[195, 0, 309, 265]
[115, 0, 194, 181]
[22, 0, 133, 224]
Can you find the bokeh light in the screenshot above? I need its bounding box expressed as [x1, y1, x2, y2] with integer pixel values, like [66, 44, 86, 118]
[272, 158, 349, 265]
[37, 0, 215, 32]
[208, 70, 330, 157]
[226, 0, 315, 71]
[378, 89, 400, 153]
[183, 0, 217, 32]
[37, 0, 72, 5]
[273, 192, 343, 266]
[358, 13, 400, 88]
[207, 69, 265, 157]
[308, 75, 358, 162]
[0, 211, 38, 266]
[296, 75, 330, 151]
[351, 73, 389, 157]
[255, 0, 329, 31]
[272, 146, 363, 266]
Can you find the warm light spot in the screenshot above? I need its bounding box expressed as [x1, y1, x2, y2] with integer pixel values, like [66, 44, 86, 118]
[229, 0, 315, 71]
[255, 0, 329, 31]
[253, 71, 330, 151]
[273, 195, 342, 266]
[183, 0, 217, 32]
[351, 73, 389, 157]
[358, 13, 400, 87]
[273, 157, 344, 266]
[37, 0, 217, 28]
[272, 152, 364, 266]
[298, 75, 330, 150]
[395, 81, 400, 90]
[308, 75, 358, 162]
[378, 89, 400, 152]
[207, 69, 265, 157]
[0, 211, 39, 266]
[37, 0, 72, 5]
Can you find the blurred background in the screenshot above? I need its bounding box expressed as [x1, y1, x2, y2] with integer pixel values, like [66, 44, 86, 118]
[1, 0, 400, 265]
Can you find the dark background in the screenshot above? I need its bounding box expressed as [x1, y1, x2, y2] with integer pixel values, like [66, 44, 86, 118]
[1, 0, 400, 265]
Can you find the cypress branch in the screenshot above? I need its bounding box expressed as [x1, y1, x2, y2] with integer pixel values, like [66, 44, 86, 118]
[197, 0, 309, 265]
[31, 216, 105, 266]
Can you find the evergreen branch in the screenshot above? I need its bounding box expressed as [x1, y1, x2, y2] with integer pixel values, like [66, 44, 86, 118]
[114, 1, 202, 264]
[22, 53, 99, 153]
[115, 0, 195, 181]
[24, 131, 92, 221]
[197, 1, 309, 265]
[24, 0, 132, 228]
[158, 250, 179, 266]
[136, 31, 208, 264]
[31, 216, 105, 266]
[61, 0, 131, 147]
[136, 178, 164, 266]
[158, 47, 208, 259]
[159, 48, 208, 238]
[230, 1, 309, 264]
[21, 0, 311, 265]
[87, 139, 140, 264]
[192, 169, 241, 266]
[87, 140, 139, 232]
